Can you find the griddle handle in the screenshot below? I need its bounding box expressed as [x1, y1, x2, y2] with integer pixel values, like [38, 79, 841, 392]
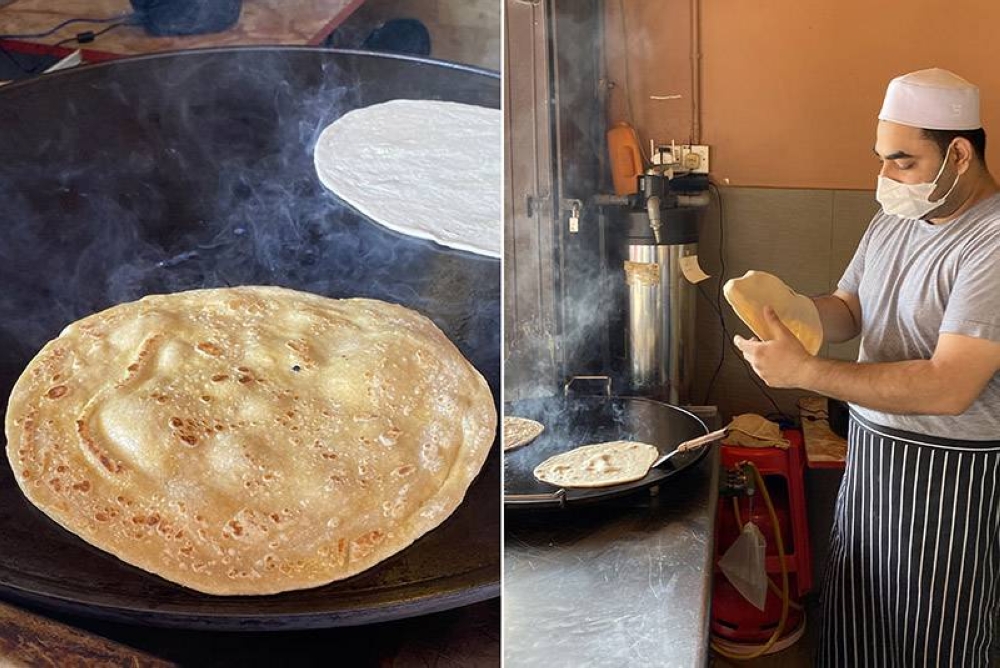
[563, 375, 612, 397]
[504, 489, 567, 507]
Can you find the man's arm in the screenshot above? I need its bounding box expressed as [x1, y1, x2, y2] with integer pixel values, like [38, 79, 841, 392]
[802, 332, 1000, 414]
[812, 290, 861, 344]
[736, 308, 1000, 415]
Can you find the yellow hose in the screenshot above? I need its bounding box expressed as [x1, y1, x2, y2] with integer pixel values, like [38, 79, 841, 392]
[711, 461, 792, 661]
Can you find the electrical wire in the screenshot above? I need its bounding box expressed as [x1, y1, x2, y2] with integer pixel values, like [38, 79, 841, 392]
[698, 182, 792, 421]
[51, 22, 127, 50]
[0, 14, 134, 40]
[0, 14, 135, 77]
[700, 182, 727, 404]
[699, 283, 788, 420]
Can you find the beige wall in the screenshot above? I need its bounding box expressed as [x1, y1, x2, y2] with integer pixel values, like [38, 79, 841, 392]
[605, 1, 1000, 189]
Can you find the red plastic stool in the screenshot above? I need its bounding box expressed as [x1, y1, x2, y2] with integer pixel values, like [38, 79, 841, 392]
[711, 429, 813, 644]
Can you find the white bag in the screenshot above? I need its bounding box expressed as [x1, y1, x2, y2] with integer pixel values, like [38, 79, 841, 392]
[718, 521, 768, 611]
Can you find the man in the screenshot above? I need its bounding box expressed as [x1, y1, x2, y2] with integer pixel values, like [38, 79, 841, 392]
[735, 68, 1000, 666]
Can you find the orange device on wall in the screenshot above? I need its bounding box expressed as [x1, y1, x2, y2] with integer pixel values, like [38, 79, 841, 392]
[607, 121, 644, 195]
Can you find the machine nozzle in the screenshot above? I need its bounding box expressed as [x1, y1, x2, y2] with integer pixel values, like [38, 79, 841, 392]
[646, 195, 662, 244]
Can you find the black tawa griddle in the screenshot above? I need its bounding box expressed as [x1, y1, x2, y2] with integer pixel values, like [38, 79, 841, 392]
[504, 395, 709, 508]
[0, 48, 499, 630]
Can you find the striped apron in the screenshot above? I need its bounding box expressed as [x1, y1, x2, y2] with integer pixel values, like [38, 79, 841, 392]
[818, 411, 1000, 667]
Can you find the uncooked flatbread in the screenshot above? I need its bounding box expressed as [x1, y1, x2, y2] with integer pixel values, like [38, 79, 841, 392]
[314, 99, 501, 258]
[533, 441, 659, 489]
[723, 270, 823, 355]
[5, 286, 496, 595]
[503, 416, 543, 452]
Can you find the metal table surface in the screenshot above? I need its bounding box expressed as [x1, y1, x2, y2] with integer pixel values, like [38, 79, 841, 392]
[504, 409, 721, 668]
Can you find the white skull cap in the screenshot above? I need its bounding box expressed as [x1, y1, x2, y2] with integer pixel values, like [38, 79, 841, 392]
[878, 68, 981, 130]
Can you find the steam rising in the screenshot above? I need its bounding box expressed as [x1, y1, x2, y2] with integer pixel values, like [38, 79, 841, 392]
[0, 50, 500, 410]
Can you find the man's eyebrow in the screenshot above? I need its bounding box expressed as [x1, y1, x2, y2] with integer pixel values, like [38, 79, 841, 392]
[873, 147, 914, 160]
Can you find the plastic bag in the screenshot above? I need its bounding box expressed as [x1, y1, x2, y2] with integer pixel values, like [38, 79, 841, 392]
[718, 521, 768, 611]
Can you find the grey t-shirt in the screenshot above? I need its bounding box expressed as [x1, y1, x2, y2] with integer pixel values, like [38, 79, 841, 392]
[838, 192, 1000, 440]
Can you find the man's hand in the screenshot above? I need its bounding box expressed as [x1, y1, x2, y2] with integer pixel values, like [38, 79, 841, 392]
[734, 306, 814, 388]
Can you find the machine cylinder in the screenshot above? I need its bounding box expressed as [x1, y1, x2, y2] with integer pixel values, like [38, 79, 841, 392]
[621, 199, 701, 404]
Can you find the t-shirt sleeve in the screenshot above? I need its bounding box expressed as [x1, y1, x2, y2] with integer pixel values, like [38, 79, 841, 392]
[836, 220, 875, 295]
[940, 233, 1000, 342]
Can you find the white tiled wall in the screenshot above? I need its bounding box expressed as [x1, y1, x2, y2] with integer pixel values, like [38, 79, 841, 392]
[692, 187, 879, 420]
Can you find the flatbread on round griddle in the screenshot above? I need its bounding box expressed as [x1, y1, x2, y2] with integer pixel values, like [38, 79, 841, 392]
[533, 441, 659, 489]
[314, 99, 501, 258]
[503, 416, 543, 452]
[4, 286, 496, 596]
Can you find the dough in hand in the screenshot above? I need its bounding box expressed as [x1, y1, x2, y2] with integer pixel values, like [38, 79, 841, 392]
[314, 99, 501, 258]
[503, 416, 543, 452]
[723, 270, 823, 355]
[533, 441, 659, 488]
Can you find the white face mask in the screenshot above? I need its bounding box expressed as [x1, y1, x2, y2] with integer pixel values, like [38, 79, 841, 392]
[876, 143, 960, 219]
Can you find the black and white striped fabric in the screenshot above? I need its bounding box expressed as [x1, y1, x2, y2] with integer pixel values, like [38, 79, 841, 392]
[818, 411, 1000, 667]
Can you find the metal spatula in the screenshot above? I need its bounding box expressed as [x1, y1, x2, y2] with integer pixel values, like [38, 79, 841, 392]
[652, 428, 728, 468]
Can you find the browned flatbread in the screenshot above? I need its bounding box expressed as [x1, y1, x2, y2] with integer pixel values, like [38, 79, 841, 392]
[4, 286, 496, 595]
[533, 441, 659, 488]
[723, 270, 823, 355]
[503, 416, 543, 452]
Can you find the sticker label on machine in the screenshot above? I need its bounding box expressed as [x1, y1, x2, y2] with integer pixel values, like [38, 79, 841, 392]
[624, 261, 660, 286]
[624, 257, 710, 286]
[680, 255, 710, 284]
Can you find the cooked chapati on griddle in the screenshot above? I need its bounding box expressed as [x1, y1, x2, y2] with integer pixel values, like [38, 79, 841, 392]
[533, 440, 659, 489]
[4, 286, 496, 596]
[503, 416, 543, 452]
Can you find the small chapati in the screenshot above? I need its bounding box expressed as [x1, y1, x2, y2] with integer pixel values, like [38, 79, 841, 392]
[723, 270, 823, 355]
[314, 99, 501, 258]
[533, 440, 659, 488]
[4, 286, 496, 595]
[503, 416, 544, 452]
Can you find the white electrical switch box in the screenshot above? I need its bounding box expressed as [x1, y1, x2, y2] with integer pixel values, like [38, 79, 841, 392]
[679, 145, 710, 174]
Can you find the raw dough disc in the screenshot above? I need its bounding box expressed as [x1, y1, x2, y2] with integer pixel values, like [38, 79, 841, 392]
[503, 416, 544, 452]
[533, 441, 659, 489]
[314, 99, 501, 258]
[723, 270, 823, 355]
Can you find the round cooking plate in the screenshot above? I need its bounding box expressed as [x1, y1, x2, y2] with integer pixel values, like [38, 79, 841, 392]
[504, 395, 709, 508]
[0, 48, 499, 629]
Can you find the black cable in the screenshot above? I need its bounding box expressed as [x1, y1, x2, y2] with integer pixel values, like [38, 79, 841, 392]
[0, 14, 135, 77]
[51, 22, 126, 50]
[698, 280, 789, 420]
[701, 182, 727, 404]
[699, 183, 791, 421]
[0, 14, 134, 40]
[698, 281, 724, 403]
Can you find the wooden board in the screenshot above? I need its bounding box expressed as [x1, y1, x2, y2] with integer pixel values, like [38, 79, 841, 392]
[799, 395, 847, 469]
[0, 0, 364, 55]
[0, 601, 174, 666]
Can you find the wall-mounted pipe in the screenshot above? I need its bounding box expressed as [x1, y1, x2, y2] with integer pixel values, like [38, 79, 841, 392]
[690, 0, 702, 144]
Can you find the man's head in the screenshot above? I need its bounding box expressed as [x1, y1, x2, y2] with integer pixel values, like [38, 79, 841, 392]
[874, 68, 990, 220]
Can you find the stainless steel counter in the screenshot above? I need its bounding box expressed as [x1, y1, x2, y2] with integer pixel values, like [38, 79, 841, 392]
[504, 411, 720, 668]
